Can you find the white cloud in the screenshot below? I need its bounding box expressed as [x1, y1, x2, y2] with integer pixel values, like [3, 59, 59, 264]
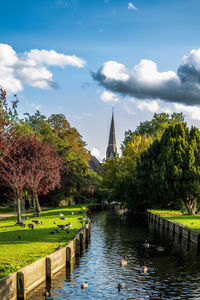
[128, 2, 137, 10]
[137, 100, 160, 113]
[91, 147, 101, 158]
[173, 103, 200, 121]
[100, 90, 119, 103]
[123, 102, 135, 115]
[0, 43, 86, 94]
[93, 49, 200, 106]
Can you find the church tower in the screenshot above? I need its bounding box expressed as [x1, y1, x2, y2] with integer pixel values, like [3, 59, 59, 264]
[106, 109, 117, 159]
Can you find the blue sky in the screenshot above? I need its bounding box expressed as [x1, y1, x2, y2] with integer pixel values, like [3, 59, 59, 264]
[1, 0, 200, 159]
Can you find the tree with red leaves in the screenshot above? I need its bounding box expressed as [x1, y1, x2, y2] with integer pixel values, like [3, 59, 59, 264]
[0, 134, 30, 222]
[25, 136, 61, 213]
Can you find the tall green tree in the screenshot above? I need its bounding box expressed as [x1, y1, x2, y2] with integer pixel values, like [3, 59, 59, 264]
[135, 123, 200, 215]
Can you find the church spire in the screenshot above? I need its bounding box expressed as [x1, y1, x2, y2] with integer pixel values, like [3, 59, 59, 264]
[106, 108, 117, 159]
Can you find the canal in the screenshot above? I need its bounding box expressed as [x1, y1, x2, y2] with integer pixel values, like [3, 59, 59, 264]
[28, 210, 200, 299]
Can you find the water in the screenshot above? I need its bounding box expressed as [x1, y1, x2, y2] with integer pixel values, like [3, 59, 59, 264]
[28, 211, 200, 299]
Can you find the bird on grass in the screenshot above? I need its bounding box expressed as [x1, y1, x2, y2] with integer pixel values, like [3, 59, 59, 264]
[59, 213, 64, 218]
[55, 245, 61, 251]
[117, 283, 126, 292]
[28, 223, 34, 230]
[16, 222, 26, 228]
[57, 224, 66, 230]
[81, 282, 88, 289]
[18, 235, 22, 239]
[71, 211, 74, 215]
[50, 231, 55, 234]
[53, 228, 60, 233]
[120, 256, 127, 267]
[32, 220, 42, 225]
[53, 221, 56, 224]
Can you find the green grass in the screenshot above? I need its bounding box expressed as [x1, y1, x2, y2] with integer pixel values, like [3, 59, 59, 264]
[149, 209, 200, 234]
[0, 205, 87, 278]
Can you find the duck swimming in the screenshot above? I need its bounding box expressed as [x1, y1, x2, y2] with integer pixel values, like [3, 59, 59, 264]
[120, 256, 127, 266]
[117, 283, 126, 292]
[81, 282, 88, 289]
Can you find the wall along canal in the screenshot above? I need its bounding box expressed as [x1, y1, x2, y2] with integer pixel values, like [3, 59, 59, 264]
[28, 211, 200, 299]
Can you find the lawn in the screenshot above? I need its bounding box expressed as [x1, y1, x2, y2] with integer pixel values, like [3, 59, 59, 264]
[149, 209, 200, 234]
[0, 205, 87, 278]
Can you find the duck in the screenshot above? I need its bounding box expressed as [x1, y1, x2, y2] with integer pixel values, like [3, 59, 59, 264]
[120, 256, 127, 266]
[117, 283, 126, 292]
[42, 290, 49, 297]
[143, 240, 150, 249]
[156, 246, 165, 253]
[59, 213, 64, 217]
[81, 282, 88, 289]
[141, 265, 148, 273]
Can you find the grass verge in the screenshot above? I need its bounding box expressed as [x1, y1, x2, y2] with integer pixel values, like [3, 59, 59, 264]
[149, 209, 200, 234]
[0, 205, 87, 278]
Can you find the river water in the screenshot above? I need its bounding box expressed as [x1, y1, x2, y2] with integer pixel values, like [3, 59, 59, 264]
[29, 211, 200, 299]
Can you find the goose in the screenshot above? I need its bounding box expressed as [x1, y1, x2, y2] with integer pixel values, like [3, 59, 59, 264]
[32, 220, 42, 225]
[120, 256, 127, 266]
[53, 228, 60, 233]
[81, 282, 88, 289]
[28, 223, 34, 230]
[59, 213, 64, 217]
[57, 224, 66, 230]
[117, 283, 126, 292]
[71, 211, 74, 215]
[143, 240, 150, 249]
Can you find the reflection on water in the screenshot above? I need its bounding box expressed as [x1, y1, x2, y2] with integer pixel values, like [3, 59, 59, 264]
[28, 211, 200, 299]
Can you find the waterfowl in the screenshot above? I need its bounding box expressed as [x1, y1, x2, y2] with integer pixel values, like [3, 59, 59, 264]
[32, 220, 42, 225]
[71, 211, 74, 215]
[28, 223, 34, 230]
[117, 283, 126, 292]
[120, 256, 127, 266]
[81, 282, 88, 289]
[59, 213, 64, 218]
[57, 224, 66, 230]
[141, 265, 148, 273]
[42, 290, 49, 297]
[53, 228, 60, 233]
[143, 240, 150, 249]
[156, 246, 165, 253]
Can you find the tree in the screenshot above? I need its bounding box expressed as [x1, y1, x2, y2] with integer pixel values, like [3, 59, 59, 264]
[0, 134, 29, 222]
[25, 136, 61, 212]
[135, 123, 200, 215]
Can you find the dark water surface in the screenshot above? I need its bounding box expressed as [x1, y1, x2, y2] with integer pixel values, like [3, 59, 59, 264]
[28, 211, 200, 299]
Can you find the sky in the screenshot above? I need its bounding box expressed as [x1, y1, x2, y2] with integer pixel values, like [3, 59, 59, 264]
[1, 0, 200, 160]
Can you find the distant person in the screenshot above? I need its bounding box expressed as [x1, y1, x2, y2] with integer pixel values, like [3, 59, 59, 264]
[25, 197, 30, 210]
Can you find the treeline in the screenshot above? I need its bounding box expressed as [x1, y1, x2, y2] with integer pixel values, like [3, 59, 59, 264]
[103, 112, 200, 215]
[0, 88, 103, 222]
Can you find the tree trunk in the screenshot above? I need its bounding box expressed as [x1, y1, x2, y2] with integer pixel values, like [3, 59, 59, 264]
[184, 199, 196, 215]
[33, 192, 41, 212]
[17, 198, 22, 223]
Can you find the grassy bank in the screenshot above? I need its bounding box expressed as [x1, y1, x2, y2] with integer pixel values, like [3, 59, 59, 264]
[0, 205, 87, 278]
[149, 209, 200, 234]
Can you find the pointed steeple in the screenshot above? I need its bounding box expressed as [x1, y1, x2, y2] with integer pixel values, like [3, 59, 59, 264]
[106, 108, 117, 159]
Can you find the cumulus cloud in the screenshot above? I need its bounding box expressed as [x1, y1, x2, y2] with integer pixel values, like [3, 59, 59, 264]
[128, 2, 137, 10]
[100, 90, 119, 103]
[92, 49, 200, 106]
[0, 43, 86, 93]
